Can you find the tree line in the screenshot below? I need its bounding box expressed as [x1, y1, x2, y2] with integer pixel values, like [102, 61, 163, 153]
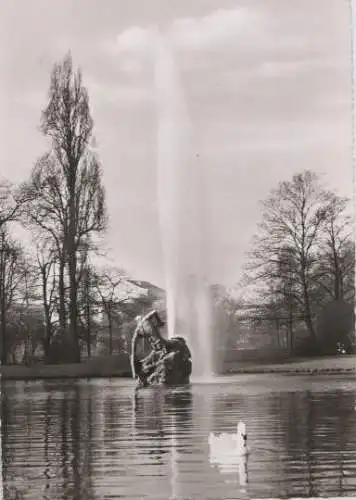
[0, 53, 159, 365]
[1, 52, 353, 365]
[243, 170, 355, 355]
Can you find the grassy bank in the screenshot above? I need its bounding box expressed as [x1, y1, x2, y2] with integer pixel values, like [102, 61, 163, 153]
[225, 355, 356, 375]
[1, 354, 356, 381]
[0, 354, 132, 381]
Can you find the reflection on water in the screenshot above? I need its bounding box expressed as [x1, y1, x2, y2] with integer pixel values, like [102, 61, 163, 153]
[2, 375, 356, 499]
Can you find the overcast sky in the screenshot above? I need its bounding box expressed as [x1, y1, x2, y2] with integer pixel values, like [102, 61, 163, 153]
[0, 0, 353, 288]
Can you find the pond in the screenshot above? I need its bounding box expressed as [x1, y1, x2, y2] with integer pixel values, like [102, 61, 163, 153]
[2, 374, 356, 499]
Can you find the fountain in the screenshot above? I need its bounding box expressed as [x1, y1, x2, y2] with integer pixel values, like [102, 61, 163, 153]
[153, 31, 214, 378]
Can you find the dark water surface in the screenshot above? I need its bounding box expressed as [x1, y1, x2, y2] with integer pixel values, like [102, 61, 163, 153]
[2, 374, 356, 499]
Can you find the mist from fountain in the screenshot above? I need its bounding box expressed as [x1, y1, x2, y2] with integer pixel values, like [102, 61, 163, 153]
[153, 32, 214, 378]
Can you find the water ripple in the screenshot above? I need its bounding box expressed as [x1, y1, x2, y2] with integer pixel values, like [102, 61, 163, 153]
[2, 376, 356, 499]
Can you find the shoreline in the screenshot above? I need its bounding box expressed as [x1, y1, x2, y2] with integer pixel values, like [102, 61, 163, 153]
[1, 355, 356, 381]
[224, 355, 356, 376]
[0, 354, 132, 381]
[0, 363, 132, 381]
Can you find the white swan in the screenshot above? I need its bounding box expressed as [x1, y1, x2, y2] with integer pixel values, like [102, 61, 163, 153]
[208, 421, 250, 487]
[208, 421, 250, 457]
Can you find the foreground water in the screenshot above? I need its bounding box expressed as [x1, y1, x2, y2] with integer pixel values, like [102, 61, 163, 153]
[2, 374, 356, 499]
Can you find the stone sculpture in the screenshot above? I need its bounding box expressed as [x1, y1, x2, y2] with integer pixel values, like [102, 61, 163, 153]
[130, 310, 192, 387]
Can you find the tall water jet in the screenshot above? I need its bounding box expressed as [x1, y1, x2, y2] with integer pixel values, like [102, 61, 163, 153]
[153, 31, 214, 377]
[153, 32, 185, 342]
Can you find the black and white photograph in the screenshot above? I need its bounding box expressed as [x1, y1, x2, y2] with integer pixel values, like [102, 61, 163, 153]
[0, 0, 355, 498]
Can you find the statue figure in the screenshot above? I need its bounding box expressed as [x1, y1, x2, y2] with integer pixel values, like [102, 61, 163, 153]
[130, 310, 192, 387]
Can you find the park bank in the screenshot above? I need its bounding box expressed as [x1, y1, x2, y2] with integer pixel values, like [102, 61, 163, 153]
[1, 354, 356, 381]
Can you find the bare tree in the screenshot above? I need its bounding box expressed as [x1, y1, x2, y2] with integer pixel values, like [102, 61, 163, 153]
[22, 155, 68, 348]
[36, 241, 58, 360]
[0, 179, 36, 230]
[23, 52, 107, 362]
[77, 258, 101, 358]
[82, 265, 94, 358]
[94, 267, 131, 355]
[17, 258, 41, 365]
[244, 170, 329, 347]
[313, 194, 354, 302]
[0, 228, 24, 363]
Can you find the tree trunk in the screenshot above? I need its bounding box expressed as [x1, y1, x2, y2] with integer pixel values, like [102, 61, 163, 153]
[303, 295, 316, 343]
[339, 270, 344, 300]
[288, 288, 294, 355]
[333, 255, 341, 300]
[0, 304, 6, 365]
[41, 268, 53, 361]
[43, 304, 52, 361]
[288, 304, 293, 355]
[0, 253, 7, 364]
[24, 272, 32, 366]
[300, 251, 317, 347]
[303, 289, 317, 352]
[108, 312, 113, 355]
[68, 181, 80, 363]
[68, 251, 80, 361]
[58, 257, 67, 345]
[85, 282, 91, 358]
